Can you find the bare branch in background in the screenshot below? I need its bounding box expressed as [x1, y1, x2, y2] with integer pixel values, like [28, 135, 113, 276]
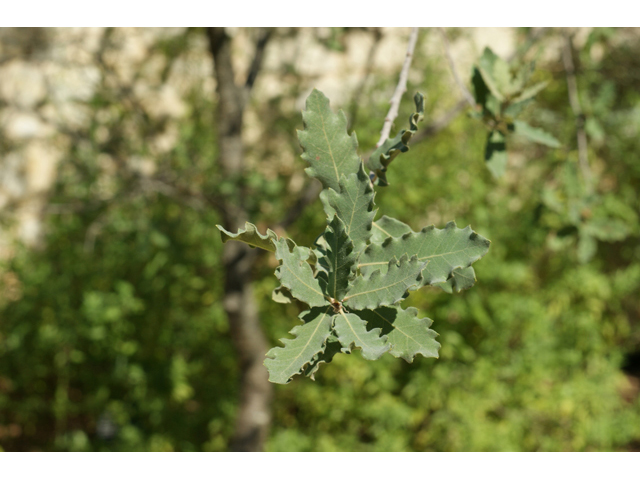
[439, 28, 476, 108]
[206, 26, 274, 453]
[562, 30, 593, 194]
[245, 28, 273, 95]
[277, 180, 323, 230]
[376, 27, 420, 148]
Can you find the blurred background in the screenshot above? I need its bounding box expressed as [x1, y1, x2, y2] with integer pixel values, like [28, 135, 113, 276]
[0, 27, 639, 452]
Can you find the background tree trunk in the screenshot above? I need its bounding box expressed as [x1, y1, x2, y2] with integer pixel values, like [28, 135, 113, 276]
[207, 27, 273, 452]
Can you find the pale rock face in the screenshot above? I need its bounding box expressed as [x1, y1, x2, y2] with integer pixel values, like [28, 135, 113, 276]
[139, 84, 186, 120]
[25, 142, 61, 193]
[17, 206, 43, 246]
[3, 111, 51, 140]
[471, 27, 516, 59]
[0, 61, 47, 108]
[0, 153, 26, 201]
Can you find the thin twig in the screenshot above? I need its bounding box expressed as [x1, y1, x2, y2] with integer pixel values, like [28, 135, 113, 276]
[561, 30, 592, 194]
[439, 28, 476, 108]
[376, 27, 420, 148]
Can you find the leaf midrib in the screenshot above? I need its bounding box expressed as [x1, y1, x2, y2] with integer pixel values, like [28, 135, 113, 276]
[358, 246, 482, 269]
[343, 266, 422, 302]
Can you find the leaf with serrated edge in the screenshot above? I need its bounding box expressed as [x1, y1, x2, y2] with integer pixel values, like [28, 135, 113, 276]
[333, 312, 389, 360]
[318, 216, 357, 301]
[367, 92, 425, 187]
[343, 254, 425, 310]
[275, 238, 327, 307]
[370, 215, 412, 244]
[436, 266, 476, 293]
[217, 222, 278, 252]
[513, 120, 561, 148]
[272, 286, 294, 304]
[450, 265, 476, 291]
[320, 163, 376, 255]
[303, 335, 342, 380]
[264, 307, 334, 384]
[356, 306, 439, 362]
[358, 222, 490, 287]
[297, 89, 361, 191]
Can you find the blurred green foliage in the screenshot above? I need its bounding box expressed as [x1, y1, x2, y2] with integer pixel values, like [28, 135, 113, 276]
[1, 28, 640, 451]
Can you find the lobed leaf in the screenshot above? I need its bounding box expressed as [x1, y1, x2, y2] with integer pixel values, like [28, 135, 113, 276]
[264, 307, 334, 384]
[343, 254, 426, 310]
[216, 222, 278, 252]
[333, 312, 389, 360]
[370, 215, 412, 244]
[355, 306, 439, 362]
[272, 285, 294, 304]
[297, 89, 361, 192]
[303, 335, 342, 380]
[320, 162, 377, 255]
[274, 238, 327, 308]
[358, 221, 490, 287]
[367, 92, 425, 187]
[318, 216, 357, 301]
[436, 266, 477, 293]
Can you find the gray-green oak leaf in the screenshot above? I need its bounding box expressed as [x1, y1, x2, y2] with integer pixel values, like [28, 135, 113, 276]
[355, 306, 439, 362]
[317, 216, 357, 301]
[274, 238, 327, 307]
[297, 89, 361, 192]
[303, 335, 342, 380]
[216, 222, 278, 252]
[367, 92, 424, 187]
[320, 162, 376, 255]
[369, 217, 479, 293]
[436, 266, 477, 293]
[358, 222, 490, 287]
[333, 312, 389, 360]
[264, 307, 334, 384]
[343, 254, 426, 310]
[370, 215, 412, 244]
